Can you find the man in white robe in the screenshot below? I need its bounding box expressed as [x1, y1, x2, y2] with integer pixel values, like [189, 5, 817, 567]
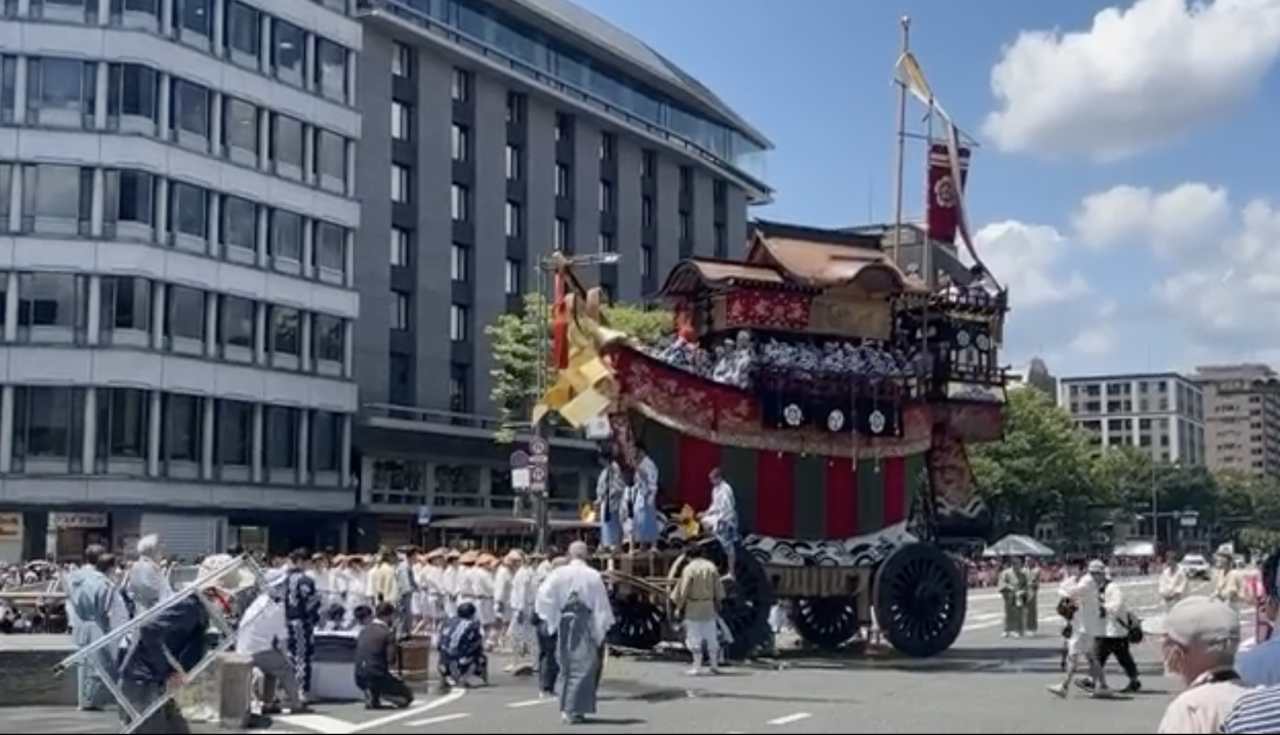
[1160, 554, 1190, 612]
[698, 468, 739, 576]
[493, 552, 515, 650]
[535, 542, 615, 724]
[505, 551, 537, 672]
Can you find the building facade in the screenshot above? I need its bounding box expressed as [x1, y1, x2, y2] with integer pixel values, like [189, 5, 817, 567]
[351, 0, 771, 543]
[1193, 364, 1280, 480]
[1058, 372, 1205, 465]
[0, 0, 362, 558]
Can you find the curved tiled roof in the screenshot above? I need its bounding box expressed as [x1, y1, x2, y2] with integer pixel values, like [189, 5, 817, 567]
[513, 0, 771, 148]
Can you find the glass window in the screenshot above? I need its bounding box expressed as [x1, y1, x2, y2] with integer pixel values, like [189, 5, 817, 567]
[270, 210, 302, 261]
[450, 244, 467, 282]
[170, 182, 208, 239]
[505, 201, 520, 238]
[177, 0, 210, 38]
[451, 68, 470, 102]
[391, 101, 410, 141]
[221, 195, 256, 252]
[97, 388, 149, 460]
[554, 218, 569, 250]
[391, 165, 409, 203]
[162, 393, 201, 463]
[451, 124, 469, 162]
[99, 276, 151, 333]
[451, 184, 468, 221]
[33, 0, 94, 23]
[215, 399, 252, 467]
[108, 63, 157, 124]
[316, 130, 346, 191]
[0, 163, 11, 232]
[555, 164, 569, 197]
[311, 411, 340, 472]
[390, 228, 409, 267]
[166, 285, 205, 342]
[118, 0, 161, 22]
[1, 58, 13, 125]
[270, 306, 299, 356]
[29, 58, 94, 127]
[223, 97, 258, 158]
[18, 273, 79, 329]
[225, 2, 259, 65]
[504, 259, 520, 295]
[599, 232, 615, 253]
[218, 296, 255, 351]
[25, 164, 90, 233]
[599, 181, 613, 213]
[505, 145, 521, 180]
[14, 387, 79, 462]
[314, 221, 345, 273]
[450, 304, 467, 342]
[315, 39, 347, 103]
[392, 42, 411, 77]
[106, 169, 154, 232]
[273, 115, 304, 172]
[173, 79, 210, 139]
[272, 20, 305, 85]
[266, 406, 298, 469]
[391, 292, 408, 330]
[313, 314, 343, 363]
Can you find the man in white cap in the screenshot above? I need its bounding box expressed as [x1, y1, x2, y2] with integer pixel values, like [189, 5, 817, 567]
[1157, 596, 1247, 733]
[1048, 559, 1111, 698]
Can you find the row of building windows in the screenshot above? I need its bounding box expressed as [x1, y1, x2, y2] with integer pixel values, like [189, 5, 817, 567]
[382, 1, 764, 175]
[0, 57, 356, 198]
[0, 163, 353, 287]
[9, 0, 355, 106]
[2, 384, 347, 485]
[0, 272, 353, 377]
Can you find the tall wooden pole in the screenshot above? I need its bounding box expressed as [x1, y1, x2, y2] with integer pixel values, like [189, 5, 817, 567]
[890, 16, 911, 266]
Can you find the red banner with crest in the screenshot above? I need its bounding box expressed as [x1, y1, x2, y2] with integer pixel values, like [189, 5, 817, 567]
[925, 142, 970, 244]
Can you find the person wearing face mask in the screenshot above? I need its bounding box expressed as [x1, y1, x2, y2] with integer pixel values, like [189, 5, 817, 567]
[1157, 596, 1248, 733]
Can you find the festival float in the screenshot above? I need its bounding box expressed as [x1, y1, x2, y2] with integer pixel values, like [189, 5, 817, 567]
[536, 26, 1009, 659]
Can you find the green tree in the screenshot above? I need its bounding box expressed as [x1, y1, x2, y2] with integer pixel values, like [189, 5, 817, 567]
[486, 292, 670, 442]
[970, 388, 1101, 536]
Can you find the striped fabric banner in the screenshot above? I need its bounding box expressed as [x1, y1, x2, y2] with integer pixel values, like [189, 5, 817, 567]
[634, 415, 928, 540]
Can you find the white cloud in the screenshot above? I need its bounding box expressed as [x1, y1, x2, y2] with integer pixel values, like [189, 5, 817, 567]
[1073, 183, 1232, 256]
[1069, 302, 1119, 357]
[972, 220, 1089, 308]
[983, 0, 1280, 161]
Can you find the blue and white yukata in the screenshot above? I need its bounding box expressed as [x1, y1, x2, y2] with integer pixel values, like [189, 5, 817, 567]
[436, 613, 487, 685]
[283, 567, 321, 699]
[627, 455, 661, 546]
[67, 566, 115, 710]
[596, 462, 626, 549]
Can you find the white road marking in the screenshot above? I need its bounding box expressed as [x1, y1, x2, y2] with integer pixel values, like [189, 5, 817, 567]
[767, 712, 812, 726]
[348, 688, 468, 733]
[406, 712, 471, 727]
[508, 697, 554, 708]
[274, 714, 357, 734]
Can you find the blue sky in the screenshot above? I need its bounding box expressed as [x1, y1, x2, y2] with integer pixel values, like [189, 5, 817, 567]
[572, 0, 1280, 377]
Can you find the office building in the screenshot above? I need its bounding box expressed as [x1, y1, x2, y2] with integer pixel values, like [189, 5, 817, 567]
[1193, 364, 1280, 479]
[0, 0, 361, 558]
[352, 0, 772, 542]
[1058, 372, 1205, 465]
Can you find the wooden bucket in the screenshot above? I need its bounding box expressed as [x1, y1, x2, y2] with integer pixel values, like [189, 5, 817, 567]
[397, 637, 431, 683]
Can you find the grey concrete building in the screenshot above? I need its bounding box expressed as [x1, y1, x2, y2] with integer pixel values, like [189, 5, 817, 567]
[1058, 372, 1205, 466]
[0, 0, 362, 558]
[352, 0, 771, 542]
[1193, 364, 1280, 480]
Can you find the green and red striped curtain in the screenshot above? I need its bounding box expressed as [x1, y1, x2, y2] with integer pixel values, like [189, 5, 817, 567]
[639, 418, 928, 540]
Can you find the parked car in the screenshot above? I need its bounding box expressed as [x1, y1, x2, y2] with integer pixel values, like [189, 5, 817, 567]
[1180, 553, 1211, 580]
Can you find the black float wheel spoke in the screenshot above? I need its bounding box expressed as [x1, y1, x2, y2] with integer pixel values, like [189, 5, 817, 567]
[873, 543, 966, 658]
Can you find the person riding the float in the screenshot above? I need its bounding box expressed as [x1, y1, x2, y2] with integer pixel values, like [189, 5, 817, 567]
[698, 467, 738, 577]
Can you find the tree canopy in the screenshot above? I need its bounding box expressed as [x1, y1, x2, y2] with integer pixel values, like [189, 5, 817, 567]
[486, 292, 670, 442]
[970, 387, 1280, 554]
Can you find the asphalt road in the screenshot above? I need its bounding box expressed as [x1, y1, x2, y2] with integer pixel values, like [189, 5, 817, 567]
[0, 575, 1253, 733]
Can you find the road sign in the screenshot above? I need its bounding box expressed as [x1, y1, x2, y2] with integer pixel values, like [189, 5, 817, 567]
[529, 465, 548, 492]
[416, 505, 432, 526]
[529, 437, 549, 462]
[509, 449, 529, 469]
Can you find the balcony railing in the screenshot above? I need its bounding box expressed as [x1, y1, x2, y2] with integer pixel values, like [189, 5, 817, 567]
[362, 403, 598, 448]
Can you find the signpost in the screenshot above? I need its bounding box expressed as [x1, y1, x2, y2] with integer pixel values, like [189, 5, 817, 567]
[528, 437, 549, 493]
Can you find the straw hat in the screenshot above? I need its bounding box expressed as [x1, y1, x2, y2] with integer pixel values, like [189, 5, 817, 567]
[425, 548, 446, 560]
[477, 553, 498, 567]
[459, 550, 479, 565]
[503, 549, 524, 564]
[447, 549, 462, 560]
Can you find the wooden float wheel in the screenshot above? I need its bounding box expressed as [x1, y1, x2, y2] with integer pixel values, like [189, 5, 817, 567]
[698, 538, 774, 660]
[607, 592, 665, 650]
[872, 542, 966, 658]
[790, 596, 861, 651]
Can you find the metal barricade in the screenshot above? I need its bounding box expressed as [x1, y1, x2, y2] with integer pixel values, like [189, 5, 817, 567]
[53, 555, 269, 734]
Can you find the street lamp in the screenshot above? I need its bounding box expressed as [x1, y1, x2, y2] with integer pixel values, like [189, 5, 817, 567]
[530, 250, 621, 553]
